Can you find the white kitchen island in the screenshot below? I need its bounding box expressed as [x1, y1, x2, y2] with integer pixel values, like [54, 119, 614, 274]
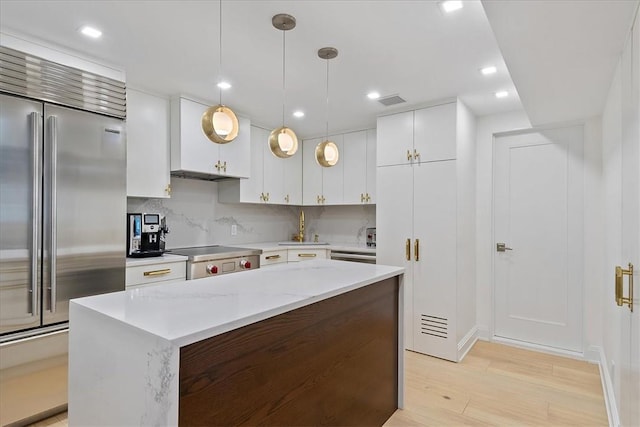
[68, 259, 404, 426]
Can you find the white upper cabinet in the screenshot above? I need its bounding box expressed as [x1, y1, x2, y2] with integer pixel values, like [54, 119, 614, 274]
[218, 125, 301, 205]
[377, 101, 456, 167]
[377, 110, 414, 167]
[321, 134, 344, 205]
[126, 89, 171, 198]
[302, 138, 324, 205]
[414, 102, 456, 162]
[170, 97, 250, 179]
[343, 131, 368, 204]
[366, 128, 377, 203]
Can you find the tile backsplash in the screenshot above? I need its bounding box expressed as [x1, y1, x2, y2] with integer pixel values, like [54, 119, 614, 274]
[127, 177, 375, 249]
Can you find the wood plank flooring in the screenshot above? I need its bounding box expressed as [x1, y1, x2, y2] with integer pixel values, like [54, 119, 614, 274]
[29, 341, 608, 426]
[385, 341, 608, 426]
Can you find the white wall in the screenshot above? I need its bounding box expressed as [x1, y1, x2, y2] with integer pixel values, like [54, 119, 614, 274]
[127, 177, 375, 248]
[474, 111, 531, 337]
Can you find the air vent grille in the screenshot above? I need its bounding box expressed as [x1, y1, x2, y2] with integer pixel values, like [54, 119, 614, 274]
[378, 95, 406, 106]
[420, 314, 448, 339]
[0, 45, 126, 119]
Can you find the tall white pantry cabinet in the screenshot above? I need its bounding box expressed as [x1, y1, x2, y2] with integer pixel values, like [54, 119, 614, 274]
[376, 99, 476, 362]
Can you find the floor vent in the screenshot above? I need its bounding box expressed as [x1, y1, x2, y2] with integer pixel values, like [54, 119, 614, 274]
[378, 94, 406, 107]
[420, 314, 448, 339]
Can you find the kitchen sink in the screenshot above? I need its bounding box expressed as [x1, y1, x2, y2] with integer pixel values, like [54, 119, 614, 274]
[278, 242, 330, 246]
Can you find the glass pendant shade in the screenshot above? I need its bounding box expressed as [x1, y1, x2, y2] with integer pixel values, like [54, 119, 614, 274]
[201, 105, 239, 144]
[269, 126, 299, 158]
[315, 140, 339, 167]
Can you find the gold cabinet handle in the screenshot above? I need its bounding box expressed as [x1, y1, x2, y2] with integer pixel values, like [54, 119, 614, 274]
[222, 161, 227, 172]
[413, 149, 420, 161]
[414, 239, 420, 261]
[265, 255, 281, 260]
[298, 253, 317, 258]
[260, 192, 265, 202]
[214, 160, 220, 171]
[143, 268, 171, 277]
[165, 184, 171, 195]
[615, 263, 634, 311]
[407, 149, 412, 161]
[285, 194, 290, 203]
[317, 195, 322, 204]
[406, 238, 411, 261]
[361, 193, 366, 203]
[322, 196, 326, 204]
[265, 192, 270, 202]
[366, 193, 371, 202]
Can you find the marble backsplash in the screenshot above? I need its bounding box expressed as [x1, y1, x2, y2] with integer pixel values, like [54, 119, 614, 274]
[127, 177, 375, 249]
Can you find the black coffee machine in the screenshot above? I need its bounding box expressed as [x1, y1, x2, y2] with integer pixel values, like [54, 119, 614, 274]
[126, 213, 169, 257]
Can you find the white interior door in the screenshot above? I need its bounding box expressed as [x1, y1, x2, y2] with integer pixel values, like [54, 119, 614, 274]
[494, 126, 584, 352]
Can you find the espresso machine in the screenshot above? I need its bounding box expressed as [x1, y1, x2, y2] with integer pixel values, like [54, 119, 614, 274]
[126, 213, 169, 257]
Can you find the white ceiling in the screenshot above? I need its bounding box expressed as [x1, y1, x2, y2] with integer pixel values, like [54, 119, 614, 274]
[0, 1, 636, 137]
[483, 0, 639, 126]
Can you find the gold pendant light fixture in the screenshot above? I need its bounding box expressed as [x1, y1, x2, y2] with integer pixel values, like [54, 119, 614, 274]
[269, 13, 299, 158]
[315, 47, 339, 167]
[202, 0, 239, 144]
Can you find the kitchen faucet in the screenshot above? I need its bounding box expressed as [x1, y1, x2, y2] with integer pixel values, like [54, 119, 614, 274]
[296, 209, 304, 242]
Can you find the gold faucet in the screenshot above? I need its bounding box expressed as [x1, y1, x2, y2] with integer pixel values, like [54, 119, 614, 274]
[295, 209, 304, 242]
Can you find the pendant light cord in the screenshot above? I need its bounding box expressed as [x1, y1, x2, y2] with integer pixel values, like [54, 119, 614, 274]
[219, 0, 223, 105]
[282, 29, 286, 127]
[325, 58, 329, 140]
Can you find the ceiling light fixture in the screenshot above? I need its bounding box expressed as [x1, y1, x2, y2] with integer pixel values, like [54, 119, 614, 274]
[440, 0, 463, 13]
[480, 66, 497, 75]
[367, 91, 380, 100]
[315, 47, 339, 168]
[495, 90, 509, 98]
[79, 26, 102, 39]
[293, 111, 305, 118]
[201, 0, 239, 144]
[269, 13, 299, 159]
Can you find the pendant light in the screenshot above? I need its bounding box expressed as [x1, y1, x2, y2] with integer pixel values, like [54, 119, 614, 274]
[269, 14, 299, 158]
[201, 0, 239, 144]
[315, 47, 339, 167]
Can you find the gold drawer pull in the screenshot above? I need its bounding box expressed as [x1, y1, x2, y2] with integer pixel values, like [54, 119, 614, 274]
[265, 255, 281, 260]
[298, 253, 317, 258]
[143, 268, 171, 277]
[615, 263, 634, 311]
[406, 238, 411, 261]
[415, 239, 420, 262]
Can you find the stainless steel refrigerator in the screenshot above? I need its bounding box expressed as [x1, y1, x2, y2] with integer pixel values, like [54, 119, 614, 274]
[0, 46, 127, 340]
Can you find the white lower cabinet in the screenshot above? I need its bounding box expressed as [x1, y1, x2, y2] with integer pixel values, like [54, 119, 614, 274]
[376, 98, 475, 362]
[125, 258, 187, 289]
[287, 248, 329, 262]
[260, 249, 288, 267]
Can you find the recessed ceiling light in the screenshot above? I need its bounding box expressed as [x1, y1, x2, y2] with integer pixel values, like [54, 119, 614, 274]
[293, 111, 305, 118]
[495, 90, 509, 99]
[79, 26, 102, 39]
[367, 91, 380, 100]
[217, 81, 231, 90]
[480, 66, 497, 75]
[440, 1, 463, 13]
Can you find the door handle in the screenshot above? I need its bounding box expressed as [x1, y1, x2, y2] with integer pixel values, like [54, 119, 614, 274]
[48, 115, 58, 314]
[30, 112, 41, 316]
[415, 239, 420, 261]
[406, 238, 411, 261]
[496, 243, 513, 252]
[615, 263, 634, 312]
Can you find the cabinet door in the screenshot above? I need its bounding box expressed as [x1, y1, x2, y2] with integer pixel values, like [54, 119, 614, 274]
[126, 89, 171, 198]
[244, 126, 266, 202]
[377, 111, 414, 167]
[376, 164, 414, 347]
[343, 130, 367, 204]
[264, 143, 285, 204]
[220, 116, 251, 178]
[302, 138, 323, 205]
[172, 98, 220, 174]
[283, 150, 302, 205]
[414, 102, 456, 162]
[412, 160, 457, 361]
[322, 134, 344, 205]
[366, 128, 377, 203]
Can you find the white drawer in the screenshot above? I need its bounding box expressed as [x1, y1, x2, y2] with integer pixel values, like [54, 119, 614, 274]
[287, 249, 328, 262]
[125, 261, 186, 286]
[260, 250, 288, 267]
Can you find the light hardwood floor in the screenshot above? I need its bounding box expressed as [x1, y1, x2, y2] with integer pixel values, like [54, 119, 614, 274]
[29, 341, 608, 426]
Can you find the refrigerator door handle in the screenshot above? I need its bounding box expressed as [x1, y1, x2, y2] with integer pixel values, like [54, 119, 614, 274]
[30, 112, 40, 316]
[48, 115, 57, 313]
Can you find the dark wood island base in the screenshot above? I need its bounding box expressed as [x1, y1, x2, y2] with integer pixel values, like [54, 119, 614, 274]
[179, 277, 399, 426]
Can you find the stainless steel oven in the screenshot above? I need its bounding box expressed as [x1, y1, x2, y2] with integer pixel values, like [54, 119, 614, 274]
[169, 246, 261, 279]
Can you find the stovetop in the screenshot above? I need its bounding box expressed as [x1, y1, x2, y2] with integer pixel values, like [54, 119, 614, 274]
[169, 245, 262, 262]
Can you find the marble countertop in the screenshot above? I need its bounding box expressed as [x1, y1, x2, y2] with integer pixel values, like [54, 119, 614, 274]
[242, 241, 376, 254]
[125, 253, 188, 267]
[71, 259, 402, 347]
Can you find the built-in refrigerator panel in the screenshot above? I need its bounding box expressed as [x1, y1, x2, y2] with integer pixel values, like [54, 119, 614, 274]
[42, 104, 126, 326]
[0, 94, 42, 334]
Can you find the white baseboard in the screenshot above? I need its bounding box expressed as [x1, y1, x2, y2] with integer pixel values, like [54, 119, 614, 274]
[476, 325, 491, 341]
[491, 336, 587, 361]
[590, 345, 619, 427]
[457, 325, 479, 362]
